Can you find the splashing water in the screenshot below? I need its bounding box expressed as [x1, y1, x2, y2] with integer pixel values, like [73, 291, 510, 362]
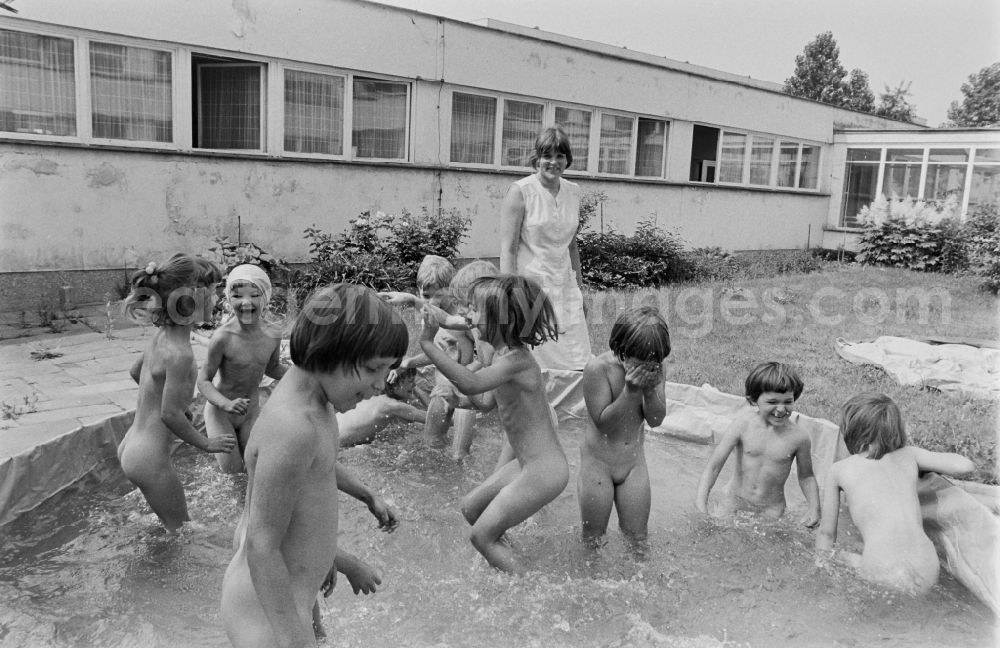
[0, 416, 993, 648]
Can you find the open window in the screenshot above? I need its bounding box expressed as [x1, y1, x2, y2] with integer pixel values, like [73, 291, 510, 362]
[690, 125, 718, 182]
[192, 53, 264, 150]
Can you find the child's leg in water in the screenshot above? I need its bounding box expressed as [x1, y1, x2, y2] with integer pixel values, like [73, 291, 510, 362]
[450, 408, 477, 461]
[422, 396, 453, 448]
[614, 460, 651, 548]
[118, 434, 190, 531]
[311, 599, 326, 641]
[462, 457, 569, 574]
[204, 401, 245, 474]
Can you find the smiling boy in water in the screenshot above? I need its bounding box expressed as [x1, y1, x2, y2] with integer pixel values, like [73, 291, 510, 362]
[695, 361, 820, 526]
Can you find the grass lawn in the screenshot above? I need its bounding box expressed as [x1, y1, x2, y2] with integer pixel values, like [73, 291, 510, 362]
[582, 263, 999, 484]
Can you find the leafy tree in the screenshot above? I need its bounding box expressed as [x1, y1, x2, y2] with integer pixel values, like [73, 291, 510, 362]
[784, 31, 847, 105]
[842, 69, 875, 113]
[875, 81, 917, 122]
[946, 62, 1000, 127]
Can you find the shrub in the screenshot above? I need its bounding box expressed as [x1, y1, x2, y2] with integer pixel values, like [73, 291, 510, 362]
[287, 208, 470, 306]
[578, 217, 693, 289]
[208, 236, 292, 281]
[962, 205, 1000, 293]
[855, 195, 967, 272]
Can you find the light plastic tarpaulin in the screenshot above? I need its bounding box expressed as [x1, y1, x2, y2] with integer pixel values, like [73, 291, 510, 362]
[0, 412, 134, 527]
[835, 336, 1000, 399]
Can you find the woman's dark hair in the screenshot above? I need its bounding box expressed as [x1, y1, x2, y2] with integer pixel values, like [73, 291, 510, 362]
[528, 126, 573, 169]
[290, 283, 408, 374]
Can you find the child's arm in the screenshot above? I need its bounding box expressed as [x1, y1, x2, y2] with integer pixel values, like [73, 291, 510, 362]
[794, 436, 821, 528]
[424, 302, 471, 331]
[418, 313, 524, 395]
[163, 353, 236, 453]
[695, 423, 741, 513]
[639, 363, 667, 428]
[815, 463, 843, 562]
[330, 550, 382, 596]
[384, 399, 428, 424]
[399, 353, 431, 370]
[910, 446, 976, 477]
[245, 427, 315, 646]
[334, 462, 399, 532]
[195, 334, 250, 415]
[378, 291, 423, 308]
[263, 342, 288, 381]
[129, 355, 143, 384]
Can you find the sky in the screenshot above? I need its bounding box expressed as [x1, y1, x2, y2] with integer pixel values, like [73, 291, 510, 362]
[371, 0, 1000, 126]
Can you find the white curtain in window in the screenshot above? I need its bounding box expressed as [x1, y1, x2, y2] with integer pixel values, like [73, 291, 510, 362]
[777, 141, 799, 187]
[749, 136, 773, 185]
[284, 69, 343, 155]
[90, 42, 172, 142]
[502, 99, 543, 166]
[719, 132, 746, 183]
[352, 78, 407, 159]
[0, 29, 76, 136]
[599, 114, 632, 174]
[555, 106, 590, 171]
[635, 118, 666, 177]
[198, 64, 260, 149]
[799, 145, 819, 189]
[450, 92, 496, 164]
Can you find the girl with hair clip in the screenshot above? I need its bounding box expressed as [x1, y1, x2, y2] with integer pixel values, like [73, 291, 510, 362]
[197, 264, 287, 473]
[118, 253, 237, 531]
[419, 273, 569, 574]
[578, 306, 670, 549]
[816, 393, 974, 594]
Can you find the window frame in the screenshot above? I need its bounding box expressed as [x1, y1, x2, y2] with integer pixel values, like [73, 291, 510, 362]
[87, 38, 177, 147]
[698, 124, 822, 192]
[280, 65, 347, 159]
[350, 74, 411, 162]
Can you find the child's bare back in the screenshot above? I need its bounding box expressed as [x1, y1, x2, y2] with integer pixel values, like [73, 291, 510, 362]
[831, 447, 939, 591]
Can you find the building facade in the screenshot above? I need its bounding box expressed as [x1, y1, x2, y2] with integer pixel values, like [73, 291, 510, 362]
[1, 0, 997, 308]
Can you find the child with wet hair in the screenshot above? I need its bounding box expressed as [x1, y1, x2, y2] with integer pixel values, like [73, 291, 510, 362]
[696, 361, 820, 526]
[578, 306, 670, 548]
[221, 283, 402, 648]
[816, 393, 974, 594]
[338, 366, 428, 447]
[118, 253, 236, 531]
[419, 274, 568, 574]
[197, 264, 287, 473]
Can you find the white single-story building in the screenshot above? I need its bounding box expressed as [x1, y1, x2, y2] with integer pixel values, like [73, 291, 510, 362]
[1, 0, 998, 309]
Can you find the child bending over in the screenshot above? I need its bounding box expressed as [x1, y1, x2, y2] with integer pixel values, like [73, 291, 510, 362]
[118, 254, 236, 531]
[419, 274, 568, 574]
[578, 306, 670, 548]
[221, 283, 403, 648]
[696, 361, 820, 526]
[338, 366, 428, 447]
[815, 393, 974, 594]
[197, 264, 286, 473]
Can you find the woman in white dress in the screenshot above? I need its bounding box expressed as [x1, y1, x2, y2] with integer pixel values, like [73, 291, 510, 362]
[499, 126, 593, 371]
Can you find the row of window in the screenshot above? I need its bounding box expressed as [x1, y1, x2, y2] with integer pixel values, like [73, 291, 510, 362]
[841, 147, 1000, 226]
[0, 26, 821, 189]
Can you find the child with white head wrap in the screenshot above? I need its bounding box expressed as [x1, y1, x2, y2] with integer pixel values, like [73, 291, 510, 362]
[225, 264, 272, 306]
